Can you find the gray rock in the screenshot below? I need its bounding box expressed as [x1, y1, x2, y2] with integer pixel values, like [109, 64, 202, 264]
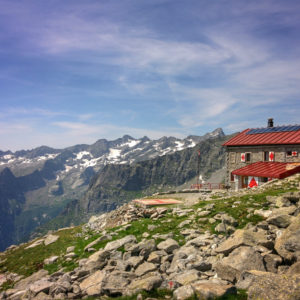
[29, 279, 54, 295]
[14, 269, 49, 290]
[66, 246, 75, 253]
[79, 270, 106, 296]
[185, 234, 212, 247]
[191, 260, 212, 272]
[173, 285, 195, 300]
[84, 235, 112, 251]
[127, 256, 144, 269]
[198, 211, 211, 217]
[254, 209, 273, 218]
[105, 235, 137, 251]
[275, 214, 300, 262]
[44, 256, 59, 265]
[44, 234, 59, 246]
[192, 282, 236, 299]
[157, 238, 179, 254]
[147, 251, 166, 264]
[64, 252, 77, 259]
[267, 214, 293, 228]
[215, 223, 235, 234]
[222, 214, 238, 226]
[128, 239, 156, 258]
[102, 271, 134, 296]
[216, 229, 273, 255]
[263, 253, 282, 273]
[135, 262, 157, 276]
[83, 249, 110, 271]
[246, 271, 300, 300]
[178, 220, 192, 228]
[127, 274, 162, 293]
[286, 261, 300, 276]
[173, 270, 200, 285]
[215, 246, 265, 282]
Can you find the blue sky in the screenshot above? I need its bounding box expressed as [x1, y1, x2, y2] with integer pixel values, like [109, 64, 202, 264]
[0, 0, 300, 151]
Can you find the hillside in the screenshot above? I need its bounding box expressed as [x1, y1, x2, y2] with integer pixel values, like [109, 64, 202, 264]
[0, 173, 300, 299]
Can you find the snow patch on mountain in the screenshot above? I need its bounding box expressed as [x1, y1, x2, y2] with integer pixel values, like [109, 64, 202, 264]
[76, 151, 92, 160]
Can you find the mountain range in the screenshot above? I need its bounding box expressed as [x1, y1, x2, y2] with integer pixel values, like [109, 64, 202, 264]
[0, 128, 225, 251]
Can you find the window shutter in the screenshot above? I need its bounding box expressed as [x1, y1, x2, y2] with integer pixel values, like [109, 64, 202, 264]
[269, 151, 274, 162]
[241, 153, 245, 162]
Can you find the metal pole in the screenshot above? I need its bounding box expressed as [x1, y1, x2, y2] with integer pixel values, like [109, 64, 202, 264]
[197, 149, 200, 189]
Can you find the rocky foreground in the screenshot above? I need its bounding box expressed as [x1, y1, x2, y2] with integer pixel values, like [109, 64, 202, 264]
[1, 174, 300, 299]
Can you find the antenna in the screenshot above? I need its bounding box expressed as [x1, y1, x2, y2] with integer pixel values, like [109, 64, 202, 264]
[197, 149, 201, 189]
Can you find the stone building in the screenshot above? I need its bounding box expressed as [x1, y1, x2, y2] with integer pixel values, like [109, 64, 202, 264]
[223, 119, 300, 190]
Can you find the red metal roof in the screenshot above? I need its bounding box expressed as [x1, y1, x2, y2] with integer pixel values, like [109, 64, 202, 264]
[232, 162, 300, 179]
[223, 128, 300, 146]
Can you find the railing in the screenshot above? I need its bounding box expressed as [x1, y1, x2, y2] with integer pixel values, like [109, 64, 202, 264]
[190, 183, 225, 190]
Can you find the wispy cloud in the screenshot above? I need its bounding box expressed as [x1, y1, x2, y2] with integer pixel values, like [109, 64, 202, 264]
[0, 0, 299, 150]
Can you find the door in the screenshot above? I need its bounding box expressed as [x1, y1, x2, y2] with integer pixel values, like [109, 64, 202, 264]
[241, 176, 248, 188]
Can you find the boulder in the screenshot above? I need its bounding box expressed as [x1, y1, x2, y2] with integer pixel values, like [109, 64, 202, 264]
[157, 238, 179, 254]
[79, 270, 106, 296]
[127, 256, 144, 269]
[84, 249, 110, 271]
[14, 269, 49, 290]
[44, 234, 59, 246]
[32, 291, 52, 299]
[29, 279, 54, 296]
[263, 253, 282, 273]
[84, 235, 112, 251]
[247, 271, 300, 300]
[147, 250, 166, 264]
[173, 285, 195, 300]
[192, 282, 236, 299]
[135, 262, 157, 276]
[178, 220, 192, 228]
[287, 262, 300, 276]
[236, 270, 266, 290]
[128, 239, 156, 258]
[102, 271, 134, 296]
[173, 270, 200, 285]
[215, 223, 235, 234]
[127, 274, 162, 292]
[104, 235, 137, 251]
[267, 214, 294, 228]
[25, 239, 44, 249]
[216, 229, 273, 255]
[66, 246, 75, 253]
[254, 209, 273, 218]
[185, 234, 212, 247]
[222, 214, 238, 226]
[44, 256, 59, 265]
[198, 211, 211, 217]
[215, 246, 265, 282]
[275, 214, 300, 262]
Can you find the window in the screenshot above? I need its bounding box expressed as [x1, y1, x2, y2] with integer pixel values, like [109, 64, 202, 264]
[231, 172, 235, 181]
[287, 150, 298, 157]
[245, 152, 251, 162]
[261, 177, 268, 183]
[264, 151, 269, 161]
[264, 151, 274, 161]
[230, 152, 236, 164]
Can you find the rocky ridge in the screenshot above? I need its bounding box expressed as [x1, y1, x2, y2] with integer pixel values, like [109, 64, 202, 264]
[1, 174, 300, 299]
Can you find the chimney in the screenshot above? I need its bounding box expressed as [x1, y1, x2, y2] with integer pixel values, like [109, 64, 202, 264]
[268, 118, 274, 128]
